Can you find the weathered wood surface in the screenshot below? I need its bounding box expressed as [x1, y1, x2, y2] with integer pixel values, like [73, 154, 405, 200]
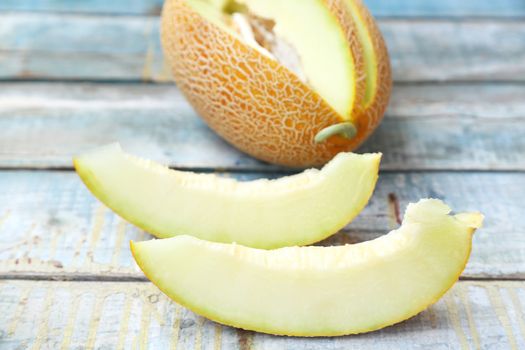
[0, 0, 165, 15]
[1, 0, 524, 18]
[1, 82, 524, 171]
[0, 170, 523, 280]
[0, 14, 166, 82]
[1, 14, 525, 82]
[366, 0, 525, 18]
[1, 280, 524, 349]
[1, 1, 524, 348]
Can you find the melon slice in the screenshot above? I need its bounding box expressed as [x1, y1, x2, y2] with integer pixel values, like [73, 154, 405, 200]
[343, 0, 391, 108]
[74, 144, 380, 249]
[131, 199, 483, 336]
[334, 0, 392, 139]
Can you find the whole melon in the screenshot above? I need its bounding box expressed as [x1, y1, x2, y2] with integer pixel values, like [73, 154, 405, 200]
[161, 0, 391, 167]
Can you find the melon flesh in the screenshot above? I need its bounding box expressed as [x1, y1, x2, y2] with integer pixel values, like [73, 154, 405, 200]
[345, 0, 377, 106]
[187, 0, 356, 118]
[74, 144, 380, 249]
[131, 199, 483, 336]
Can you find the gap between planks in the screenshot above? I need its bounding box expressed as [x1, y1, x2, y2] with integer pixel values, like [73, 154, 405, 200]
[1, 275, 524, 283]
[2, 78, 525, 85]
[1, 168, 525, 175]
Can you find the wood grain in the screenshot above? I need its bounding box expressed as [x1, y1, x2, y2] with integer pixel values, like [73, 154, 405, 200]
[1, 0, 523, 17]
[0, 82, 523, 171]
[0, 0, 164, 16]
[1, 280, 524, 349]
[1, 14, 524, 82]
[0, 170, 523, 280]
[0, 13, 166, 82]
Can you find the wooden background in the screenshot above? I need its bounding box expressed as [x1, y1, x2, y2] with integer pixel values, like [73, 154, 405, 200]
[1, 0, 524, 349]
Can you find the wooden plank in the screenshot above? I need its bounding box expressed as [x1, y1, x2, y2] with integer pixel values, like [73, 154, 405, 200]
[1, 0, 524, 18]
[0, 170, 523, 280]
[0, 14, 167, 82]
[1, 14, 524, 82]
[0, 0, 164, 16]
[0, 82, 523, 171]
[0, 280, 524, 349]
[366, 0, 525, 18]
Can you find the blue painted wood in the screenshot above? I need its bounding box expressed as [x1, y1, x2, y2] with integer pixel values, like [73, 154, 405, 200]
[365, 0, 525, 18]
[0, 13, 165, 81]
[0, 82, 523, 171]
[0, 0, 164, 15]
[0, 0, 524, 17]
[1, 280, 523, 349]
[1, 14, 524, 82]
[0, 170, 523, 279]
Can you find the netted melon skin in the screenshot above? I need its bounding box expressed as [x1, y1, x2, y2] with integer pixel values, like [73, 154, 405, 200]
[161, 0, 385, 167]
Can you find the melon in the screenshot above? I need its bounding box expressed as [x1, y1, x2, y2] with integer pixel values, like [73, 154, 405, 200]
[161, 0, 391, 166]
[337, 0, 392, 134]
[74, 143, 380, 249]
[131, 199, 483, 336]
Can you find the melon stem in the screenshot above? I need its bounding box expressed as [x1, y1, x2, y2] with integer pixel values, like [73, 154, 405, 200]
[314, 122, 357, 144]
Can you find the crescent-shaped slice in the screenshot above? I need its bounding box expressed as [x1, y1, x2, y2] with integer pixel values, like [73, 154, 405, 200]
[74, 144, 380, 248]
[131, 199, 483, 336]
[336, 0, 393, 142]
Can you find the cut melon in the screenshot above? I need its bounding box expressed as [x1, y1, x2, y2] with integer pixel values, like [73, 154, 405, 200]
[338, 0, 392, 129]
[131, 199, 483, 336]
[236, 0, 356, 117]
[74, 144, 380, 249]
[161, 0, 392, 166]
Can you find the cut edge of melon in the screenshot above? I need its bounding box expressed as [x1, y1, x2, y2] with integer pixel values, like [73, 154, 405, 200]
[345, 0, 392, 112]
[183, 0, 359, 119]
[344, 0, 377, 107]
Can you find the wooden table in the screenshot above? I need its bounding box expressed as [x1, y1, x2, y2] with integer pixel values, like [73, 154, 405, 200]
[1, 1, 524, 349]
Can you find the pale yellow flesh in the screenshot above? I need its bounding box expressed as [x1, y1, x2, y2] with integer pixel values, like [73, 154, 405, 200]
[188, 0, 356, 118]
[74, 144, 380, 249]
[345, 0, 377, 106]
[131, 199, 483, 336]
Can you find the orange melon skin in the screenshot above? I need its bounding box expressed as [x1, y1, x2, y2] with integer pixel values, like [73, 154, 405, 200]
[161, 0, 386, 167]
